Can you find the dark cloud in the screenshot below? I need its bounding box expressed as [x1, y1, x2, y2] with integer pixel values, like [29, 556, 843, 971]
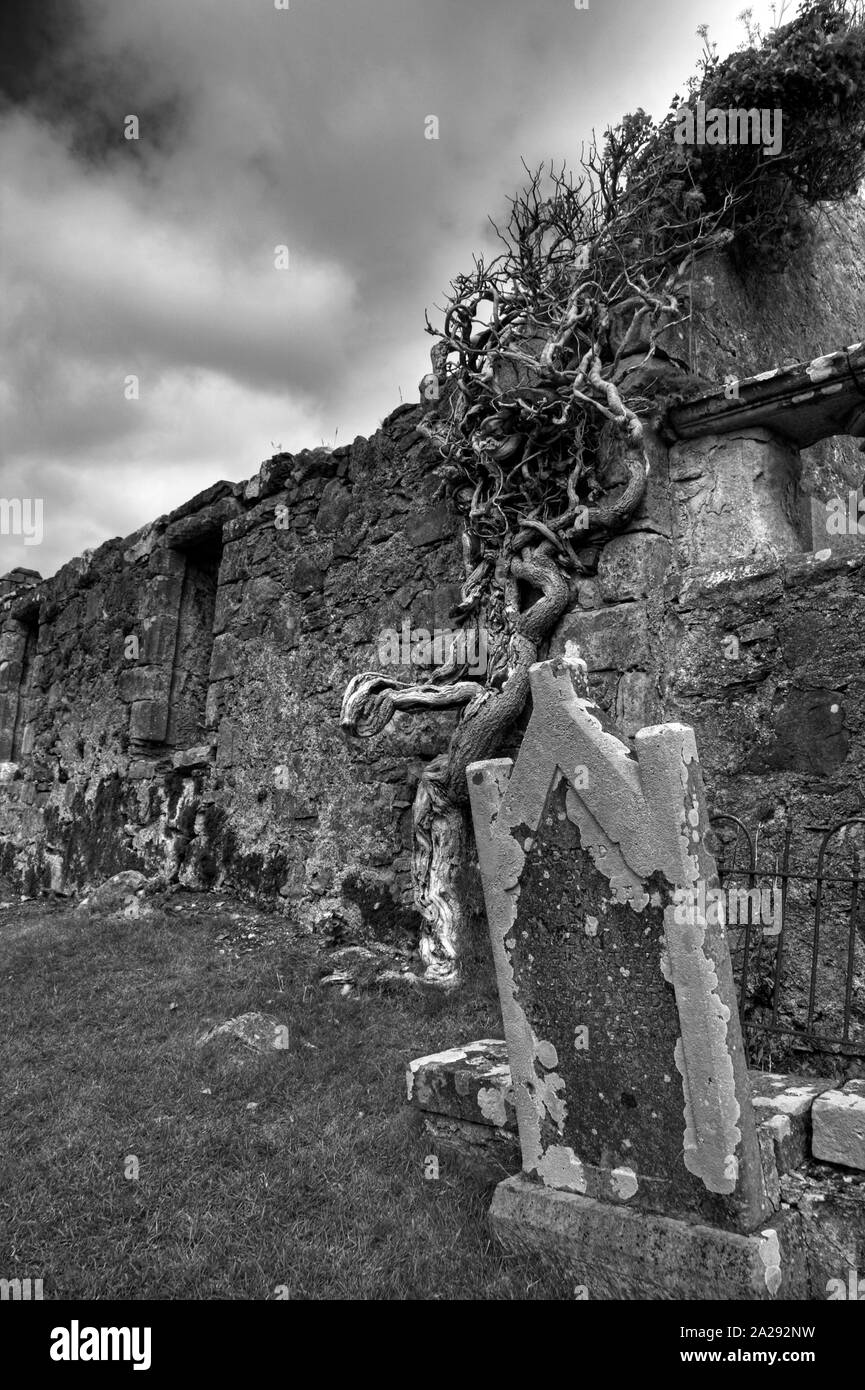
[1, 0, 185, 164]
[0, 0, 76, 105]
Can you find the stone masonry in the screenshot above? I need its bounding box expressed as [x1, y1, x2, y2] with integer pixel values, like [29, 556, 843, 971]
[0, 198, 864, 964]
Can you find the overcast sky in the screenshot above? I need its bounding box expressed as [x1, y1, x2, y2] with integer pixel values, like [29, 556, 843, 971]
[0, 0, 779, 579]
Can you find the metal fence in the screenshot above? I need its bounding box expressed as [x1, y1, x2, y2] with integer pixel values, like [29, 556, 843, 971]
[709, 814, 865, 1065]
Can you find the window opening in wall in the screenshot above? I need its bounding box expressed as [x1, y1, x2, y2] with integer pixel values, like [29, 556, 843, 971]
[11, 608, 38, 762]
[166, 534, 223, 750]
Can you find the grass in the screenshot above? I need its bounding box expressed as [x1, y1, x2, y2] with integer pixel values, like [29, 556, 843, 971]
[0, 893, 568, 1300]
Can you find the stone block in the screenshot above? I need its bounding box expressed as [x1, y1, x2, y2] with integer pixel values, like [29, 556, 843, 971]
[597, 533, 672, 603]
[489, 1176, 806, 1300]
[577, 580, 599, 609]
[291, 556, 324, 595]
[257, 455, 295, 499]
[128, 700, 169, 745]
[117, 665, 168, 704]
[241, 577, 283, 622]
[614, 670, 656, 737]
[127, 759, 158, 779]
[315, 481, 353, 533]
[551, 602, 650, 671]
[408, 584, 464, 633]
[278, 862, 306, 899]
[406, 1040, 516, 1129]
[53, 597, 83, 638]
[812, 1081, 865, 1170]
[757, 1122, 781, 1209]
[165, 479, 236, 525]
[292, 446, 334, 484]
[144, 572, 184, 615]
[421, 1115, 520, 1185]
[405, 503, 453, 548]
[219, 542, 249, 585]
[147, 545, 186, 577]
[0, 627, 28, 663]
[205, 681, 227, 729]
[212, 583, 243, 636]
[749, 1072, 835, 1173]
[28, 655, 47, 691]
[216, 719, 239, 767]
[165, 497, 239, 550]
[0, 691, 19, 749]
[0, 566, 41, 592]
[669, 429, 802, 568]
[196, 1012, 289, 1053]
[332, 516, 366, 559]
[747, 686, 848, 777]
[139, 614, 179, 665]
[209, 633, 237, 681]
[808, 490, 865, 556]
[172, 744, 215, 770]
[84, 588, 106, 625]
[779, 1164, 865, 1299]
[129, 699, 169, 742]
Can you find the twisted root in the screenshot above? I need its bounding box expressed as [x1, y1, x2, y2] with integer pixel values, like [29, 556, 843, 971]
[342, 351, 649, 982]
[341, 672, 484, 739]
[340, 546, 574, 982]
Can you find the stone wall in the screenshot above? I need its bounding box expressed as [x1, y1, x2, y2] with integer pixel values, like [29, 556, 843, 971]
[0, 406, 469, 944]
[1, 197, 863, 960]
[552, 449, 865, 835]
[685, 195, 865, 499]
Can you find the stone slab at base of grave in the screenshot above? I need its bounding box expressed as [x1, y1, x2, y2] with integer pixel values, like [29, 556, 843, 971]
[490, 1177, 808, 1300]
[467, 655, 782, 1298]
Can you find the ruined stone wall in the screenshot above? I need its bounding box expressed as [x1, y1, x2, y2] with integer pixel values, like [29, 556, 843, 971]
[667, 549, 865, 821]
[547, 423, 865, 1059]
[688, 195, 865, 498]
[0, 406, 468, 944]
[551, 433, 865, 831]
[692, 199, 865, 377]
[1, 194, 862, 958]
[551, 192, 865, 810]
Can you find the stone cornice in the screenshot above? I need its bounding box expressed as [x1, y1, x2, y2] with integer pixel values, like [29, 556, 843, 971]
[667, 342, 865, 448]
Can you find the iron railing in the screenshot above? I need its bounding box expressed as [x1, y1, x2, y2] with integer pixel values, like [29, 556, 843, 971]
[709, 814, 865, 1063]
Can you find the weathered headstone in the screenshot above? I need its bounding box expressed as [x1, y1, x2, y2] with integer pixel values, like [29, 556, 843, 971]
[467, 655, 801, 1297]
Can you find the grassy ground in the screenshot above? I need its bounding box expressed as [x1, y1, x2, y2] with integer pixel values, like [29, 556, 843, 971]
[0, 891, 568, 1300]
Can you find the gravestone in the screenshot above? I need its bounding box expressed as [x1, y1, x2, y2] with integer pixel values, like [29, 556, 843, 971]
[467, 655, 803, 1298]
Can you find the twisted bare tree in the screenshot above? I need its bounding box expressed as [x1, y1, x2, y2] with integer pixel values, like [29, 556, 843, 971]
[341, 1, 865, 982]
